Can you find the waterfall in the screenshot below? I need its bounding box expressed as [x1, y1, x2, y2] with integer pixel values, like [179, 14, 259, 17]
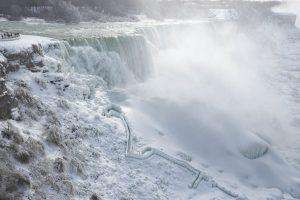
[46, 34, 155, 87]
[44, 23, 206, 87]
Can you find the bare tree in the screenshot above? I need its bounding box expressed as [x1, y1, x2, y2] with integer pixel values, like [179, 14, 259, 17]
[50, 0, 81, 23]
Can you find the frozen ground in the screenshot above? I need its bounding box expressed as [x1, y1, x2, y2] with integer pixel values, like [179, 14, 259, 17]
[0, 35, 58, 53]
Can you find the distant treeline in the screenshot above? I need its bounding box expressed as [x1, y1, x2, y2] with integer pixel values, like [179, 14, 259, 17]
[0, 0, 282, 23]
[0, 0, 146, 23]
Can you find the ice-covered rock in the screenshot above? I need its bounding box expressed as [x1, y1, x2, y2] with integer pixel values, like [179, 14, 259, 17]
[0, 53, 7, 77]
[0, 52, 7, 63]
[0, 35, 58, 54]
[238, 131, 269, 160]
[0, 79, 17, 120]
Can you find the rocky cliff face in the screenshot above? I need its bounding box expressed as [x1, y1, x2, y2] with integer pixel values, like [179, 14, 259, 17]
[0, 41, 76, 199]
[0, 78, 16, 121]
[0, 38, 121, 200]
[0, 43, 47, 122]
[0, 52, 16, 121]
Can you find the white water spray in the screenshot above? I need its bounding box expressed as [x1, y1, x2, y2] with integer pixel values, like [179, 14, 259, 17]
[117, 22, 300, 197]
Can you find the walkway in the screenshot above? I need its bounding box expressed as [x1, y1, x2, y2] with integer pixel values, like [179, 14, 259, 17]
[103, 104, 247, 199]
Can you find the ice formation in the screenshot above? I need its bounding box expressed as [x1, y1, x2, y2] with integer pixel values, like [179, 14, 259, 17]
[237, 131, 269, 160]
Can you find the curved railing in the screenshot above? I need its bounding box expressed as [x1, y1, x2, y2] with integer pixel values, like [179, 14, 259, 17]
[103, 104, 247, 199]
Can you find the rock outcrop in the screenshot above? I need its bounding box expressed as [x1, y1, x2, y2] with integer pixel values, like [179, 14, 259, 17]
[0, 40, 76, 199]
[0, 42, 51, 121]
[0, 79, 15, 120]
[0, 44, 44, 73]
[0, 148, 31, 200]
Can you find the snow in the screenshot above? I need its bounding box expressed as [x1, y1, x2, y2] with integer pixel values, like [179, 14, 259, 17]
[22, 17, 46, 24]
[0, 52, 6, 63]
[0, 17, 7, 22]
[5, 66, 210, 199]
[0, 35, 58, 53]
[237, 131, 269, 160]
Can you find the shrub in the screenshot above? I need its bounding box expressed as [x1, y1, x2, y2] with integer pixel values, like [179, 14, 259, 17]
[45, 125, 62, 146]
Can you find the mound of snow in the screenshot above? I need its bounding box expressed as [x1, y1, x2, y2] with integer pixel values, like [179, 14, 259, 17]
[0, 35, 58, 53]
[238, 131, 269, 160]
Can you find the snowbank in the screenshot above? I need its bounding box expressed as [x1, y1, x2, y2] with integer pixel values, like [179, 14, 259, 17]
[0, 35, 58, 53]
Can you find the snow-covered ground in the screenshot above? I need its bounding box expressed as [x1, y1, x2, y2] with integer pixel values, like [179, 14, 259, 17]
[0, 35, 58, 53]
[0, 17, 300, 200]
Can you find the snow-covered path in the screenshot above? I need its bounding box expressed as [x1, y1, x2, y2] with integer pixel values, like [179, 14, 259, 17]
[103, 104, 244, 199]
